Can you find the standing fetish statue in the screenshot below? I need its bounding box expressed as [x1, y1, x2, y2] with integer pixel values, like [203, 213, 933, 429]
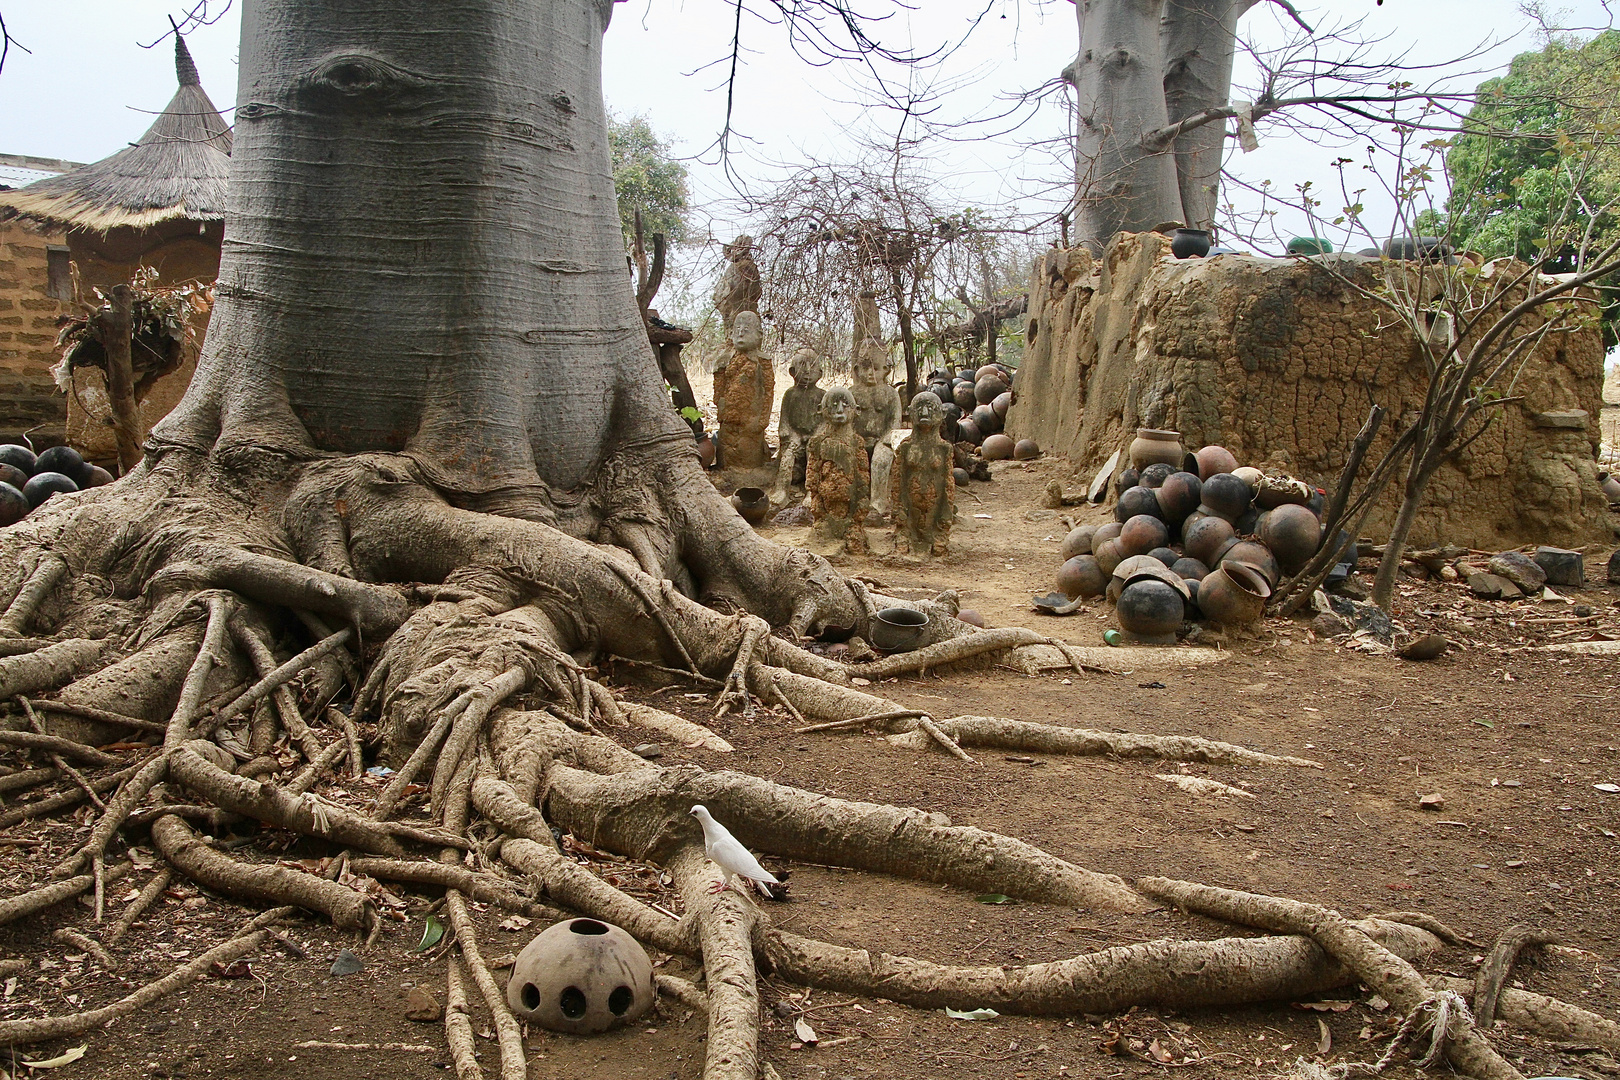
[850, 350, 900, 456]
[715, 311, 774, 469]
[806, 387, 870, 554]
[889, 391, 954, 557]
[712, 235, 763, 338]
[772, 347, 825, 504]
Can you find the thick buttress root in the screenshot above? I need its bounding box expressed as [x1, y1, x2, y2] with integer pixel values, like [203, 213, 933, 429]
[0, 449, 1587, 1080]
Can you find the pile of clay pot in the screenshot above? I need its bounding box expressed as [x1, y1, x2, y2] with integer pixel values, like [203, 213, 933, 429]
[923, 362, 1038, 481]
[0, 443, 112, 527]
[1055, 443, 1325, 644]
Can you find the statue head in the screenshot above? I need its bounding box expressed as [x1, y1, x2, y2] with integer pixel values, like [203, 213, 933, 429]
[909, 390, 944, 429]
[731, 311, 763, 354]
[821, 387, 856, 426]
[788, 348, 823, 388]
[853, 349, 887, 387]
[723, 235, 754, 262]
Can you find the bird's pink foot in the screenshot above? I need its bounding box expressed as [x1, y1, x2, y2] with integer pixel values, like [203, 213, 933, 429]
[706, 879, 730, 894]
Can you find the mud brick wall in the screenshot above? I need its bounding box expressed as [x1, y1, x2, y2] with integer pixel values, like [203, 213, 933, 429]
[1009, 232, 1611, 549]
[0, 220, 69, 442]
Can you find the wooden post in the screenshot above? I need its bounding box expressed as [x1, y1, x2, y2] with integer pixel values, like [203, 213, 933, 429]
[100, 284, 142, 474]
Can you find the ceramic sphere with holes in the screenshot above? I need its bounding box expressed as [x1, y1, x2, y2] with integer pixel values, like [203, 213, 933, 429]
[506, 918, 655, 1034]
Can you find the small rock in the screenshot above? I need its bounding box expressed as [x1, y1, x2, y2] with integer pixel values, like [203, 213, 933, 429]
[1310, 611, 1350, 637]
[1467, 571, 1522, 600]
[1608, 549, 1620, 585]
[1418, 792, 1445, 811]
[1488, 551, 1547, 593]
[404, 987, 443, 1022]
[844, 637, 876, 664]
[771, 504, 812, 527]
[632, 743, 664, 759]
[1438, 564, 1459, 583]
[1532, 546, 1584, 588]
[330, 949, 363, 976]
[1328, 576, 1369, 600]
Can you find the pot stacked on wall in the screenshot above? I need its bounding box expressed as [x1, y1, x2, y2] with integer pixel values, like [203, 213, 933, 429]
[1052, 429, 1326, 642]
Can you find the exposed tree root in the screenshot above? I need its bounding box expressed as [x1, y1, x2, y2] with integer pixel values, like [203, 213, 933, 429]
[673, 844, 761, 1080]
[622, 701, 734, 752]
[0, 729, 125, 767]
[846, 626, 1051, 680]
[656, 973, 710, 1014]
[23, 698, 168, 736]
[446, 889, 526, 1080]
[0, 554, 67, 636]
[0, 862, 129, 926]
[0, 761, 140, 830]
[444, 953, 482, 1080]
[105, 867, 171, 946]
[881, 716, 1320, 767]
[0, 638, 108, 699]
[1473, 924, 1559, 1028]
[345, 857, 567, 921]
[1430, 975, 1620, 1054]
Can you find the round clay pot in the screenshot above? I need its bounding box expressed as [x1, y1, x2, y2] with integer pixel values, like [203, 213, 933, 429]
[952, 467, 971, 486]
[85, 464, 115, 487]
[1093, 521, 1124, 546]
[1118, 513, 1170, 557]
[1170, 556, 1210, 581]
[871, 607, 930, 652]
[1155, 471, 1202, 524]
[1221, 540, 1280, 588]
[1197, 563, 1271, 627]
[1056, 554, 1107, 599]
[957, 367, 977, 382]
[1254, 477, 1312, 509]
[0, 483, 27, 527]
[1231, 465, 1262, 491]
[1261, 502, 1322, 575]
[696, 434, 718, 469]
[1013, 438, 1040, 461]
[23, 472, 77, 509]
[956, 608, 986, 628]
[974, 374, 1008, 405]
[1115, 468, 1140, 496]
[940, 403, 962, 443]
[1170, 228, 1212, 260]
[1602, 472, 1620, 502]
[34, 445, 91, 487]
[1180, 507, 1210, 534]
[1182, 515, 1237, 566]
[957, 418, 982, 446]
[0, 444, 35, 475]
[1147, 546, 1178, 566]
[1093, 537, 1124, 577]
[1194, 445, 1239, 481]
[1116, 580, 1184, 643]
[1139, 462, 1175, 488]
[972, 403, 1002, 435]
[0, 463, 27, 491]
[730, 487, 770, 526]
[982, 433, 1015, 461]
[507, 918, 656, 1034]
[1115, 485, 1163, 523]
[975, 364, 1002, 382]
[953, 383, 978, 413]
[1129, 428, 1185, 471]
[1061, 524, 1097, 559]
[1199, 473, 1252, 522]
[1233, 506, 1260, 537]
[993, 391, 1014, 419]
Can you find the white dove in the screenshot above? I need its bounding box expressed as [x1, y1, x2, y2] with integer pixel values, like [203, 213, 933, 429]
[690, 804, 780, 896]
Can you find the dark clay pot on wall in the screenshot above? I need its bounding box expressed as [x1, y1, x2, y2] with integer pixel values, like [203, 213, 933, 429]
[1170, 229, 1212, 259]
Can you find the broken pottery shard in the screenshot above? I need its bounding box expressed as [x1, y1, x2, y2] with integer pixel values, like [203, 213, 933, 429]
[1418, 792, 1445, 811]
[1467, 571, 1521, 601]
[330, 948, 363, 976]
[1531, 546, 1583, 588]
[1487, 551, 1547, 594]
[404, 987, 443, 1022]
[1089, 449, 1122, 503]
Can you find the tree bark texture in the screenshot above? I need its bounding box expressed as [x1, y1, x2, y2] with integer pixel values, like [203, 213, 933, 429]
[101, 284, 143, 474]
[1160, 0, 1254, 231]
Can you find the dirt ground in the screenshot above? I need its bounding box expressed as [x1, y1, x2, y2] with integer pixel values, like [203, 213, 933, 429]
[1, 455, 1618, 1080]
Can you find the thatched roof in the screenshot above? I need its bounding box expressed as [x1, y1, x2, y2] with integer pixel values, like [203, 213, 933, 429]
[0, 35, 230, 233]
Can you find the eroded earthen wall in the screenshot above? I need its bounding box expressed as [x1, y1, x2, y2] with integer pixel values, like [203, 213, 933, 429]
[0, 220, 70, 442]
[1008, 232, 1610, 549]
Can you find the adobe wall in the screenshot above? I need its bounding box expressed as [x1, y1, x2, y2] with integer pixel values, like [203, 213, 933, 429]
[0, 220, 70, 443]
[1007, 232, 1611, 549]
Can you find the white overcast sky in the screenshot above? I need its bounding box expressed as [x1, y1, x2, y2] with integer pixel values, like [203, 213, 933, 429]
[1, 0, 1614, 254]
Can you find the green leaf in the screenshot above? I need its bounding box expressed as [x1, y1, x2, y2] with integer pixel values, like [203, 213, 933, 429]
[974, 893, 1012, 905]
[414, 915, 445, 952]
[679, 406, 701, 423]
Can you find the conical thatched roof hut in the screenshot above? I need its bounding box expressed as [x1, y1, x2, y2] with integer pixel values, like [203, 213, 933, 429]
[0, 34, 230, 236]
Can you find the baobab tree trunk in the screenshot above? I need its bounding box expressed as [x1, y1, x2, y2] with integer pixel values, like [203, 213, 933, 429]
[1161, 0, 1254, 232]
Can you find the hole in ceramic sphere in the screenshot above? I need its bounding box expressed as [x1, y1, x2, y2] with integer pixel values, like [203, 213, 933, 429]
[569, 919, 610, 936]
[521, 983, 540, 1011]
[559, 986, 588, 1019]
[608, 986, 634, 1015]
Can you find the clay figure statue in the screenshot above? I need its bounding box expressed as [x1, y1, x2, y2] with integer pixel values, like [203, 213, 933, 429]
[772, 347, 826, 504]
[806, 387, 870, 554]
[712, 235, 763, 338]
[890, 391, 955, 557]
[714, 311, 775, 470]
[851, 349, 901, 454]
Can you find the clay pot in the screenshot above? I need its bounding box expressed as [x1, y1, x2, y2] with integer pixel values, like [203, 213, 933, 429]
[0, 464, 27, 491]
[35, 445, 91, 488]
[1093, 521, 1124, 546]
[957, 367, 977, 382]
[957, 418, 983, 446]
[1197, 562, 1271, 627]
[0, 483, 27, 527]
[973, 403, 1002, 435]
[1170, 228, 1212, 259]
[975, 364, 1003, 382]
[730, 487, 770, 526]
[1116, 579, 1185, 644]
[23, 472, 77, 509]
[1260, 502, 1322, 575]
[1602, 472, 1620, 502]
[1147, 546, 1178, 567]
[940, 402, 962, 443]
[1384, 235, 1451, 262]
[1013, 439, 1041, 461]
[1199, 473, 1252, 522]
[1170, 557, 1210, 581]
[982, 433, 1015, 461]
[0, 444, 35, 474]
[872, 607, 930, 652]
[1139, 462, 1175, 488]
[1231, 465, 1261, 490]
[1061, 524, 1096, 559]
[696, 433, 717, 469]
[956, 608, 986, 628]
[1221, 540, 1280, 588]
[1194, 445, 1239, 481]
[952, 467, 971, 486]
[1129, 428, 1185, 471]
[1233, 507, 1260, 537]
[953, 383, 978, 413]
[507, 919, 656, 1034]
[1115, 468, 1140, 496]
[1182, 515, 1236, 566]
[974, 375, 1008, 405]
[1118, 514, 1170, 557]
[1155, 471, 1202, 524]
[1115, 485, 1163, 523]
[993, 391, 1013, 418]
[1056, 555, 1107, 599]
[1254, 477, 1312, 509]
[1093, 537, 1124, 576]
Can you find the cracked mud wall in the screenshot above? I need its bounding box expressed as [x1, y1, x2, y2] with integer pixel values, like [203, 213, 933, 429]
[1008, 232, 1610, 548]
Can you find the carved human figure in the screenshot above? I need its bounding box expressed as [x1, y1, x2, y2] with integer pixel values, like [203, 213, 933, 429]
[772, 347, 825, 503]
[889, 391, 955, 557]
[712, 235, 763, 337]
[806, 387, 869, 554]
[850, 350, 900, 454]
[714, 311, 774, 469]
